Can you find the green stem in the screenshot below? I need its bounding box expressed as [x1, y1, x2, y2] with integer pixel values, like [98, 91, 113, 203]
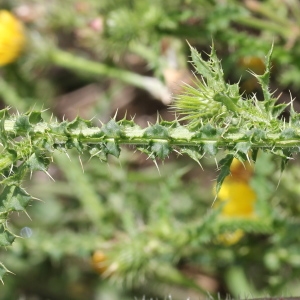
[53, 152, 105, 222]
[2, 118, 300, 156]
[49, 48, 170, 103]
[155, 264, 208, 295]
[245, 0, 291, 27]
[0, 77, 28, 112]
[234, 16, 290, 38]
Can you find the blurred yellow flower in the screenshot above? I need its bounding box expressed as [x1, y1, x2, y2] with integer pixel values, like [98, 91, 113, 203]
[0, 10, 25, 66]
[217, 229, 244, 246]
[215, 158, 257, 244]
[91, 250, 108, 275]
[218, 180, 256, 217]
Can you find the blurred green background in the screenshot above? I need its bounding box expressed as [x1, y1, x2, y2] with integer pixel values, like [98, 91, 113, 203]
[2, 0, 300, 299]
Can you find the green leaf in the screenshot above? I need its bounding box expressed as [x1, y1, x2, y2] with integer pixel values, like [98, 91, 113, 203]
[235, 142, 251, 155]
[0, 225, 15, 247]
[180, 147, 203, 166]
[26, 152, 50, 173]
[250, 45, 273, 107]
[280, 128, 296, 139]
[203, 142, 217, 156]
[27, 111, 43, 125]
[213, 92, 240, 113]
[0, 262, 13, 283]
[198, 124, 217, 138]
[151, 142, 171, 159]
[14, 115, 32, 134]
[190, 45, 214, 80]
[144, 124, 169, 139]
[0, 109, 8, 147]
[272, 103, 287, 118]
[216, 154, 234, 194]
[66, 138, 84, 152]
[101, 119, 122, 138]
[67, 116, 93, 130]
[50, 121, 69, 135]
[251, 149, 259, 163]
[0, 185, 32, 213]
[105, 141, 121, 158]
[89, 145, 107, 162]
[247, 128, 266, 142]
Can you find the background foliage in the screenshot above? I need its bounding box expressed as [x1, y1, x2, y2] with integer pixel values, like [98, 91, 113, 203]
[1, 0, 300, 299]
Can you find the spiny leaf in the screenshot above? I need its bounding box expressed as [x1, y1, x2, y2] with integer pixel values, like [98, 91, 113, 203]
[0, 109, 8, 147]
[26, 152, 50, 173]
[104, 141, 121, 158]
[250, 44, 273, 108]
[0, 225, 15, 247]
[180, 147, 204, 167]
[50, 121, 69, 135]
[235, 142, 251, 155]
[252, 149, 259, 163]
[101, 119, 122, 138]
[280, 128, 297, 139]
[144, 124, 169, 139]
[27, 111, 43, 125]
[0, 185, 32, 213]
[216, 154, 234, 194]
[203, 142, 217, 156]
[14, 115, 32, 134]
[67, 116, 93, 130]
[151, 142, 171, 159]
[272, 103, 288, 118]
[190, 43, 225, 85]
[198, 124, 219, 138]
[213, 92, 240, 113]
[0, 262, 13, 284]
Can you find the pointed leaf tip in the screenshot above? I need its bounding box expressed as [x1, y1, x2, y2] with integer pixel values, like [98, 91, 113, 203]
[216, 154, 234, 194]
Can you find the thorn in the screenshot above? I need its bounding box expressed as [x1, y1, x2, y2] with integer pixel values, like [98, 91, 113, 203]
[8, 164, 14, 176]
[65, 151, 71, 161]
[78, 155, 84, 173]
[156, 112, 160, 124]
[211, 194, 218, 208]
[31, 196, 44, 202]
[173, 149, 182, 156]
[44, 170, 55, 182]
[153, 159, 161, 176]
[215, 157, 218, 169]
[246, 153, 251, 164]
[196, 159, 204, 171]
[130, 114, 136, 121]
[23, 210, 32, 221]
[113, 109, 118, 120]
[41, 107, 50, 113]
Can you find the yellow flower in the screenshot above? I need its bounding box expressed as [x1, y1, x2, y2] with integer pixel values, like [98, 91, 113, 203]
[229, 158, 253, 182]
[91, 250, 109, 275]
[215, 158, 256, 217]
[217, 229, 244, 246]
[214, 158, 257, 244]
[218, 180, 256, 217]
[0, 10, 25, 66]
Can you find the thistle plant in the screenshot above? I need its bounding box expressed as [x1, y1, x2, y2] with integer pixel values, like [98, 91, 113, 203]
[0, 41, 298, 285]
